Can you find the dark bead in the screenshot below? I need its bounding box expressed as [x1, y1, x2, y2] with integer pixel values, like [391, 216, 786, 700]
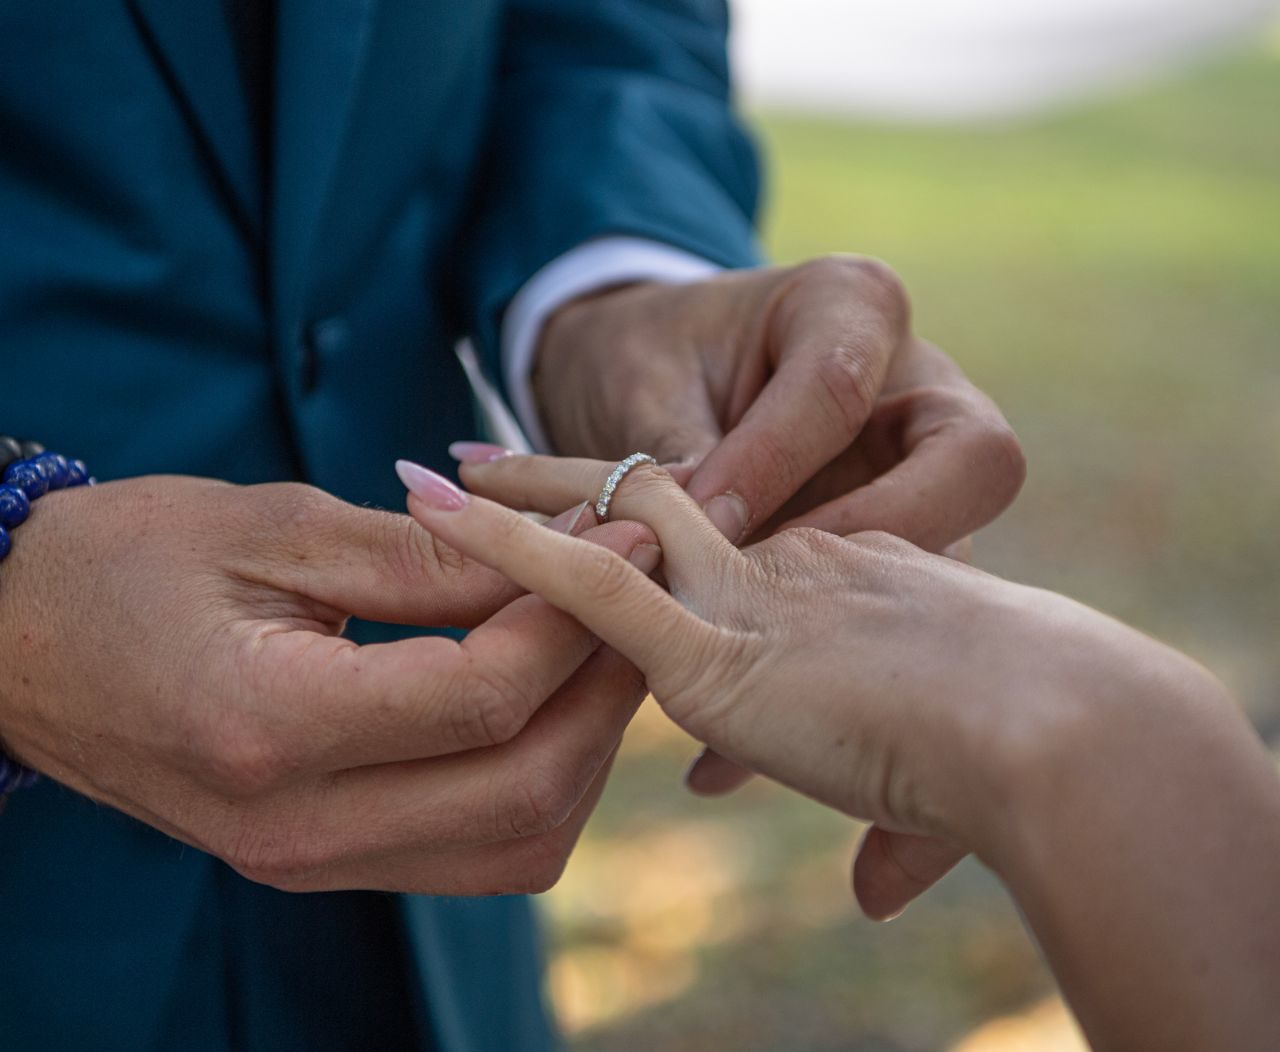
[66, 459, 90, 487]
[18, 440, 45, 458]
[0, 525, 10, 561]
[0, 436, 21, 475]
[33, 452, 70, 490]
[0, 484, 30, 529]
[4, 463, 47, 499]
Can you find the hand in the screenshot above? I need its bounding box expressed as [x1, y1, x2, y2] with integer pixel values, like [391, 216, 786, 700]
[410, 458, 1280, 1050]
[0, 475, 656, 894]
[532, 256, 1026, 909]
[407, 454, 1165, 914]
[535, 256, 1024, 546]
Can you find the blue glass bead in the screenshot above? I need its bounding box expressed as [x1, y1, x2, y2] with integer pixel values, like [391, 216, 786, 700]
[29, 456, 54, 486]
[0, 484, 29, 529]
[34, 452, 70, 490]
[4, 463, 47, 499]
[66, 459, 90, 487]
[0, 526, 9, 561]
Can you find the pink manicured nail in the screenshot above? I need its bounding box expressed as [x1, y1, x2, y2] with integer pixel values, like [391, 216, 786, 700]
[448, 441, 512, 464]
[395, 460, 468, 511]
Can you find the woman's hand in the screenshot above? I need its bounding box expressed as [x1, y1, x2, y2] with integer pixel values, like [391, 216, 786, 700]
[399, 454, 1192, 894]
[401, 455, 1280, 1050]
[534, 259, 1029, 908]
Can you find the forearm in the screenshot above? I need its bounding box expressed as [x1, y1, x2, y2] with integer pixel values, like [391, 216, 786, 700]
[984, 643, 1280, 1050]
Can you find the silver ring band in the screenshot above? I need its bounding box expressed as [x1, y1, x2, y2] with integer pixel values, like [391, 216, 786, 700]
[595, 453, 658, 522]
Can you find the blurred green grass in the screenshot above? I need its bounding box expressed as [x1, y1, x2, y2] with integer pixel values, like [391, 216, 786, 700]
[550, 47, 1280, 1052]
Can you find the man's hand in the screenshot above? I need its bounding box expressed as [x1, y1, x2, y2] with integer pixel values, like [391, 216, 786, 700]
[533, 255, 1026, 915]
[535, 255, 1024, 545]
[0, 476, 655, 894]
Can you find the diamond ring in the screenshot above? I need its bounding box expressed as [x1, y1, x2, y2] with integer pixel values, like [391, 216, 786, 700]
[594, 453, 658, 522]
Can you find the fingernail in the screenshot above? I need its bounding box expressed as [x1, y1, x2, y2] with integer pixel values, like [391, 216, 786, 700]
[395, 460, 469, 511]
[877, 905, 908, 923]
[628, 543, 662, 575]
[448, 441, 512, 465]
[683, 755, 714, 794]
[704, 493, 749, 543]
[546, 501, 593, 536]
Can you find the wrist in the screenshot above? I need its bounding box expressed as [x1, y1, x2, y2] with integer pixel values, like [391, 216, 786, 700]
[0, 436, 96, 796]
[967, 597, 1232, 872]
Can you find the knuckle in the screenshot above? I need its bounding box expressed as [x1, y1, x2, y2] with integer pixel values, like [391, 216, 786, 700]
[496, 762, 577, 840]
[265, 482, 338, 534]
[848, 528, 909, 551]
[383, 512, 465, 581]
[776, 525, 850, 561]
[625, 461, 677, 490]
[844, 529, 918, 564]
[614, 461, 680, 507]
[805, 254, 912, 328]
[238, 483, 343, 577]
[976, 423, 1028, 503]
[199, 712, 292, 798]
[453, 665, 535, 749]
[815, 343, 880, 433]
[579, 547, 637, 608]
[486, 503, 528, 548]
[508, 837, 574, 895]
[222, 818, 330, 891]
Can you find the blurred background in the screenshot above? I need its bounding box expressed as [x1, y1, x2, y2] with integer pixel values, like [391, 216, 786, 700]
[545, 2, 1280, 1049]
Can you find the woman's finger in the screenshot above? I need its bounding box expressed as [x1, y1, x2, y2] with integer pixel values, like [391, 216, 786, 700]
[852, 825, 967, 921]
[395, 460, 721, 676]
[449, 452, 739, 576]
[684, 746, 755, 795]
[453, 451, 613, 515]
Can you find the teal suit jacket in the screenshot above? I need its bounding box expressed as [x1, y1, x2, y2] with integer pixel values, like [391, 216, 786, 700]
[0, 2, 758, 1048]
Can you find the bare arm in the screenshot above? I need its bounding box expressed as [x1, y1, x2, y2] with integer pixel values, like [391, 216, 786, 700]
[400, 452, 1280, 1050]
[985, 655, 1280, 1052]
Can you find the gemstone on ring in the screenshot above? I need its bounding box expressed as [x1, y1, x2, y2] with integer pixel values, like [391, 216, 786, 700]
[595, 453, 658, 522]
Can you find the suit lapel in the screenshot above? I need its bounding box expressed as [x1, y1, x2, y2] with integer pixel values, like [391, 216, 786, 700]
[126, 0, 260, 238]
[272, 0, 379, 324]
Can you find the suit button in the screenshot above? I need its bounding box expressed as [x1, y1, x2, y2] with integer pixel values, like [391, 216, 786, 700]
[298, 318, 349, 393]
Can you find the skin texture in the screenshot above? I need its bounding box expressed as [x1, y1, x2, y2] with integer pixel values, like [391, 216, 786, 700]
[0, 476, 659, 894]
[1, 255, 1021, 911]
[406, 453, 1280, 1052]
[533, 255, 1026, 910]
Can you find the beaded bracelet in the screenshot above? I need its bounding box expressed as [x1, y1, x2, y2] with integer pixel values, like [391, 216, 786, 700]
[0, 435, 94, 797]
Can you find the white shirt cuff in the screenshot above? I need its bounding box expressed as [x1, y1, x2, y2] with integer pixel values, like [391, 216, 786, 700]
[500, 237, 723, 452]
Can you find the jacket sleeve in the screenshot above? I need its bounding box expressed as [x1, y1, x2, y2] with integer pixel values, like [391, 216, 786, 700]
[459, 0, 763, 380]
